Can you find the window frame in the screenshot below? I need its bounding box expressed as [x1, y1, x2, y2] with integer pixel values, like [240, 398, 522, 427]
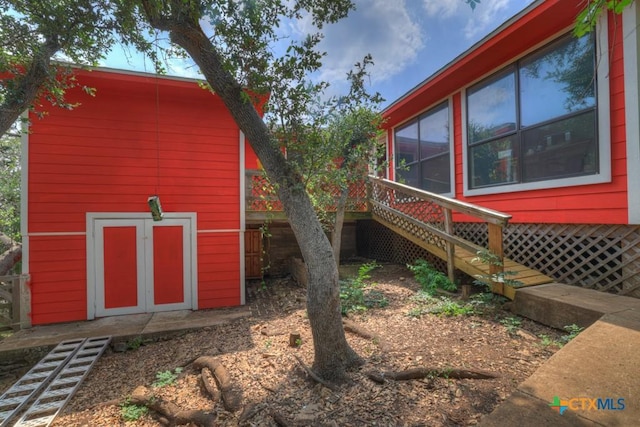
[393, 99, 455, 197]
[462, 22, 611, 197]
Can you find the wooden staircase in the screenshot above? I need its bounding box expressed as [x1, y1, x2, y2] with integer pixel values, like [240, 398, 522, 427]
[369, 177, 553, 299]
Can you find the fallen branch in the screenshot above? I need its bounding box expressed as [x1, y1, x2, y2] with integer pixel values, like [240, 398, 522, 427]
[292, 355, 338, 392]
[342, 319, 387, 351]
[130, 386, 216, 427]
[193, 356, 242, 412]
[366, 367, 498, 384]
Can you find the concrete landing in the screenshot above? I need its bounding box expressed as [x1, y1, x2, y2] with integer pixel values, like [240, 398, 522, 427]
[512, 283, 640, 329]
[481, 284, 640, 426]
[0, 306, 250, 360]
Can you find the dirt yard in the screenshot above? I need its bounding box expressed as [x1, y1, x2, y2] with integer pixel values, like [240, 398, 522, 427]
[49, 263, 565, 426]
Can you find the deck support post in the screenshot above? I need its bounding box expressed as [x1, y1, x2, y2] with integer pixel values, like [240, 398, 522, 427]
[443, 208, 455, 283]
[488, 223, 505, 295]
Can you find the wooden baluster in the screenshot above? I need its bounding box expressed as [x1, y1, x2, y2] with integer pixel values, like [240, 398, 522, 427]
[488, 223, 505, 295]
[443, 208, 455, 283]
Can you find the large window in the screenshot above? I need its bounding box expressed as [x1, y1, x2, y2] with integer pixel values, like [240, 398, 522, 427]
[466, 33, 597, 190]
[395, 102, 451, 194]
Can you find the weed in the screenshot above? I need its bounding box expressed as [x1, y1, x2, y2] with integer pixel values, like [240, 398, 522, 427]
[407, 259, 456, 295]
[538, 334, 561, 348]
[120, 400, 149, 421]
[152, 367, 182, 388]
[406, 293, 474, 317]
[472, 249, 523, 290]
[429, 298, 475, 317]
[295, 338, 302, 347]
[340, 262, 388, 315]
[127, 336, 144, 350]
[500, 316, 522, 334]
[264, 339, 272, 349]
[560, 324, 584, 344]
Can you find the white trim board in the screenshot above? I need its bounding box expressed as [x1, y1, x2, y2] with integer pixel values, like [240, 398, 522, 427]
[86, 212, 198, 319]
[624, 3, 640, 224]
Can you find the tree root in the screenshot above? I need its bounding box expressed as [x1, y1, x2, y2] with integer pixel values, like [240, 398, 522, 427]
[293, 355, 339, 392]
[342, 319, 387, 351]
[193, 356, 242, 412]
[366, 367, 498, 384]
[130, 386, 216, 427]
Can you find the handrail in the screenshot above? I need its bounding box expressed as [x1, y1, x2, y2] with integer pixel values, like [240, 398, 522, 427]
[368, 176, 512, 226]
[368, 176, 512, 292]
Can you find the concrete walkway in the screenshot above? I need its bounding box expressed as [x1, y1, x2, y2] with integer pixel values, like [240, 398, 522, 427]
[0, 306, 251, 360]
[481, 284, 640, 426]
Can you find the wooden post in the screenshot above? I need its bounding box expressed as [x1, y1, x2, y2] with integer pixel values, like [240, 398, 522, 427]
[488, 223, 505, 295]
[443, 208, 455, 283]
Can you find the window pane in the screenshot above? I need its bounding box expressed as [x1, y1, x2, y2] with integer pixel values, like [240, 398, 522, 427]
[421, 154, 451, 193]
[470, 136, 518, 188]
[467, 71, 516, 144]
[396, 163, 419, 188]
[522, 110, 597, 182]
[520, 35, 595, 127]
[395, 121, 418, 166]
[420, 104, 449, 160]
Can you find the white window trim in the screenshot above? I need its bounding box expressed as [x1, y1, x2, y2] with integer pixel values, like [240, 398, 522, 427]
[462, 17, 611, 197]
[391, 97, 456, 198]
[624, 3, 640, 224]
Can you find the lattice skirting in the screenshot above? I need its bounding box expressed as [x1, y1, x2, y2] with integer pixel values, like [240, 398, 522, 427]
[359, 220, 640, 298]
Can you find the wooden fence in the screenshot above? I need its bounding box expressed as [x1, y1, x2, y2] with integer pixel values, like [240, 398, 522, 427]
[0, 274, 31, 331]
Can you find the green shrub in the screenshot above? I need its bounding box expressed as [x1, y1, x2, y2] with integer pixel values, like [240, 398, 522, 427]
[407, 259, 456, 295]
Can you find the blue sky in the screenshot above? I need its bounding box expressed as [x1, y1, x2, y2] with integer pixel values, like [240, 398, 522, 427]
[103, 0, 535, 108]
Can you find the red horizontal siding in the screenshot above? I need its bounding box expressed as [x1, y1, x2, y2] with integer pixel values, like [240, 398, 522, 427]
[197, 233, 241, 309]
[28, 236, 87, 325]
[28, 69, 241, 234]
[391, 8, 629, 226]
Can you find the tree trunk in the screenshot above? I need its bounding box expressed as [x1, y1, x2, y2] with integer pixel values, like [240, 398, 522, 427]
[331, 187, 349, 268]
[0, 233, 21, 276]
[0, 39, 60, 137]
[140, 4, 361, 381]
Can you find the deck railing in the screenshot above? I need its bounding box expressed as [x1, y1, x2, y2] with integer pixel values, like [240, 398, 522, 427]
[368, 176, 512, 289]
[0, 274, 31, 331]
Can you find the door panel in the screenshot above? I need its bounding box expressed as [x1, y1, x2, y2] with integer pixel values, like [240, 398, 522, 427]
[103, 226, 139, 309]
[153, 225, 185, 305]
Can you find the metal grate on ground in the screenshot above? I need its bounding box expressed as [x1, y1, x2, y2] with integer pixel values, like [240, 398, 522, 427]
[0, 336, 111, 427]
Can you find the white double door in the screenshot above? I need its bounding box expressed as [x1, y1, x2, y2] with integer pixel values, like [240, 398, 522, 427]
[88, 214, 196, 318]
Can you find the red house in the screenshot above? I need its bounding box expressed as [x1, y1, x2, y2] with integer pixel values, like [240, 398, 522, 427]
[21, 68, 262, 325]
[380, 0, 640, 297]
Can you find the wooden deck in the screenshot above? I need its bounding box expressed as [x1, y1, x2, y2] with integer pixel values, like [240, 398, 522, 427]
[369, 177, 554, 299]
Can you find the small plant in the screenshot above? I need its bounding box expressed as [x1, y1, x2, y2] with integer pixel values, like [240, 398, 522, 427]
[340, 262, 387, 315]
[121, 400, 149, 422]
[153, 367, 182, 388]
[500, 316, 522, 334]
[429, 298, 475, 317]
[295, 338, 302, 347]
[407, 259, 456, 295]
[264, 339, 272, 349]
[472, 249, 523, 290]
[538, 334, 560, 347]
[127, 336, 144, 350]
[406, 292, 474, 317]
[560, 324, 584, 344]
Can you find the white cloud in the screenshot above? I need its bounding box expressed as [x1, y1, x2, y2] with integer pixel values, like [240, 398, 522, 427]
[293, 0, 424, 91]
[422, 0, 514, 40]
